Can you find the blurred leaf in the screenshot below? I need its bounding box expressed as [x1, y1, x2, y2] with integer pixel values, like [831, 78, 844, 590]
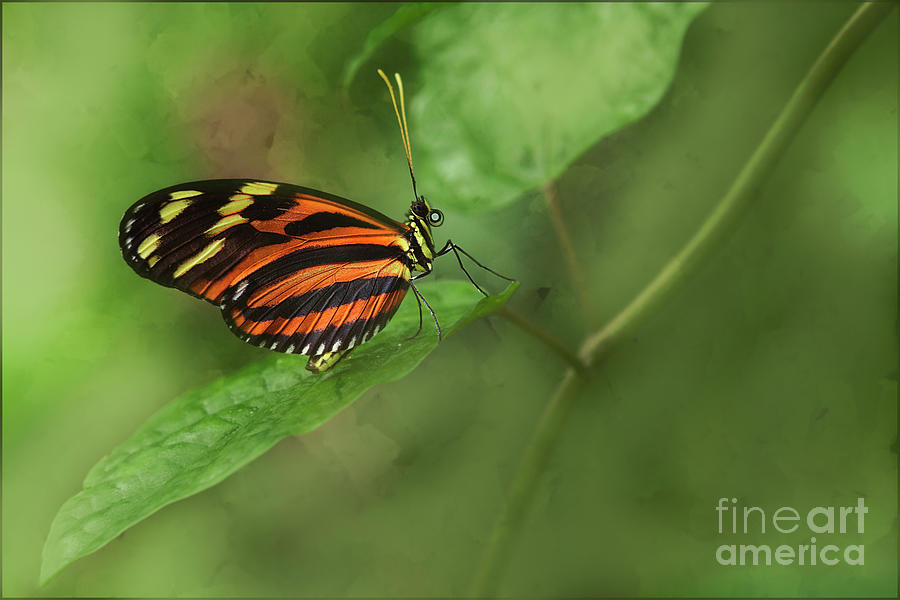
[410, 3, 708, 213]
[448, 282, 520, 335]
[342, 2, 447, 89]
[40, 279, 518, 584]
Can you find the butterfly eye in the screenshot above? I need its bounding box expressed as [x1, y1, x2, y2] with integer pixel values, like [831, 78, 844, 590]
[428, 209, 444, 227]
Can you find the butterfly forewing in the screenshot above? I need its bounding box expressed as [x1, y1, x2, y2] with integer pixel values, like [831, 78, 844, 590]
[119, 179, 413, 361]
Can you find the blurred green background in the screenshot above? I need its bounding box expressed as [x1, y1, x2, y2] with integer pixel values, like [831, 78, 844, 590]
[2, 2, 896, 597]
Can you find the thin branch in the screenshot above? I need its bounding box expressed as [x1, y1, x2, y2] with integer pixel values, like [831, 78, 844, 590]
[543, 181, 597, 326]
[580, 1, 896, 362]
[497, 307, 587, 374]
[470, 3, 895, 595]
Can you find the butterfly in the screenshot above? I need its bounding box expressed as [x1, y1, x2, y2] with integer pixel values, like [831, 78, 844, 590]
[119, 70, 508, 372]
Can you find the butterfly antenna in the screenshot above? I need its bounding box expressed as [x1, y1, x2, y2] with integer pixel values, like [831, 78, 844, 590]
[409, 279, 442, 341]
[378, 68, 419, 201]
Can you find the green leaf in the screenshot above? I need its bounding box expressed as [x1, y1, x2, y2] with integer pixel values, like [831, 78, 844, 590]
[410, 3, 708, 213]
[40, 279, 518, 585]
[341, 2, 446, 89]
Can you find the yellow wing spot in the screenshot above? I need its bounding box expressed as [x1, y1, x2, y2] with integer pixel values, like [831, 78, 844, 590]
[147, 256, 160, 268]
[159, 199, 191, 224]
[173, 238, 226, 279]
[219, 194, 254, 215]
[205, 214, 248, 236]
[170, 190, 202, 200]
[137, 233, 161, 259]
[241, 181, 278, 195]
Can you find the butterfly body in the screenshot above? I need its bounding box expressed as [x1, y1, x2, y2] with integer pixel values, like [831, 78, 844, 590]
[120, 179, 441, 371]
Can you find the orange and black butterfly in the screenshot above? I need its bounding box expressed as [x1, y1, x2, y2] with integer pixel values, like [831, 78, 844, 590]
[119, 70, 508, 372]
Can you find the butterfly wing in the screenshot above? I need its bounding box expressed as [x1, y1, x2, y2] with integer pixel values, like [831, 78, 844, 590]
[223, 258, 411, 355]
[120, 179, 413, 363]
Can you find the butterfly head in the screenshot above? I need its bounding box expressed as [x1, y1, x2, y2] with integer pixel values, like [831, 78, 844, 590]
[410, 195, 443, 227]
[405, 195, 442, 271]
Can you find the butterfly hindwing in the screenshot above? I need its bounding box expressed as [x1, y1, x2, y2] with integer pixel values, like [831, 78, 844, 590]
[120, 179, 413, 361]
[223, 259, 410, 355]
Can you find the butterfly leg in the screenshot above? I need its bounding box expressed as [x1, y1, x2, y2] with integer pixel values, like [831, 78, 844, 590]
[408, 279, 442, 341]
[436, 240, 514, 285]
[435, 240, 489, 296]
[306, 348, 354, 373]
[405, 283, 424, 340]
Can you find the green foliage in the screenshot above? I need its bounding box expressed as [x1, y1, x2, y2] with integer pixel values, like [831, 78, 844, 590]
[410, 3, 707, 212]
[40, 281, 518, 584]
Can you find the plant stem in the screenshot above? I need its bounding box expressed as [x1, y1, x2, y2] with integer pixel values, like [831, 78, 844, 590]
[543, 181, 597, 326]
[470, 3, 894, 596]
[470, 367, 584, 596]
[497, 307, 587, 373]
